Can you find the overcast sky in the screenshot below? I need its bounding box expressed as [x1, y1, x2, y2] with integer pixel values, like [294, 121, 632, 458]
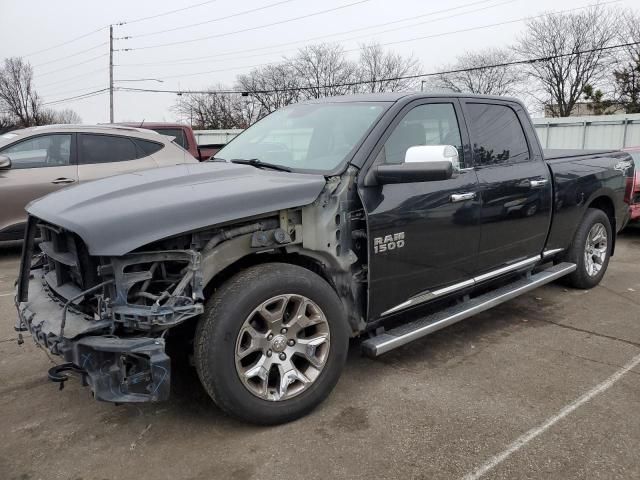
[1, 0, 637, 124]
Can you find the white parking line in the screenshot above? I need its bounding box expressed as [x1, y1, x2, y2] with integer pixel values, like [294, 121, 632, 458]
[462, 352, 640, 480]
[0, 292, 13, 297]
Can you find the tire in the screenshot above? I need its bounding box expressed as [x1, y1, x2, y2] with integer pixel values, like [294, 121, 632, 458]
[562, 208, 612, 289]
[194, 263, 349, 425]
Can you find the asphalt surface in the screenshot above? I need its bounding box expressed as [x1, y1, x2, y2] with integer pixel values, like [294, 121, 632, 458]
[1, 230, 639, 480]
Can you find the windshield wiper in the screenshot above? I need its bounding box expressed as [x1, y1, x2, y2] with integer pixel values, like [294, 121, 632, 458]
[229, 158, 292, 172]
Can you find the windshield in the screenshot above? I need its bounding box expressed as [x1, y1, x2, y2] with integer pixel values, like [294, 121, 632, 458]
[216, 102, 388, 172]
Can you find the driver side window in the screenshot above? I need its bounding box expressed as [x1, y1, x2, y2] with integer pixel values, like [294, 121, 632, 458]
[383, 103, 465, 167]
[1, 134, 72, 169]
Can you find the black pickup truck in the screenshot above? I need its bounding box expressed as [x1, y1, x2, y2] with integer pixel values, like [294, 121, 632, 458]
[15, 93, 635, 424]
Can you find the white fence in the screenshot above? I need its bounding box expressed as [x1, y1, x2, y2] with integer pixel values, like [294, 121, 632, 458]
[193, 129, 243, 146]
[532, 114, 640, 150]
[194, 115, 640, 151]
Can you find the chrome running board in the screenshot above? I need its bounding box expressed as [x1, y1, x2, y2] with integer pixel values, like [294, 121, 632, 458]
[361, 262, 576, 358]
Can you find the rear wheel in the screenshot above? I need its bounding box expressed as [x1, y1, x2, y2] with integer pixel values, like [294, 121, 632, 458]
[194, 263, 349, 425]
[562, 208, 612, 289]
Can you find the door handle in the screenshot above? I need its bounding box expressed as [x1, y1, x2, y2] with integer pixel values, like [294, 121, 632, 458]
[450, 192, 476, 203]
[51, 177, 76, 185]
[529, 179, 548, 188]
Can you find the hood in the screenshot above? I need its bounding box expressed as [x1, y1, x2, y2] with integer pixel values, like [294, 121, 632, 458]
[27, 162, 326, 256]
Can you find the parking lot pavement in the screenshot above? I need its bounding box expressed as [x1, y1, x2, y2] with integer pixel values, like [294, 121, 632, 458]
[1, 230, 639, 480]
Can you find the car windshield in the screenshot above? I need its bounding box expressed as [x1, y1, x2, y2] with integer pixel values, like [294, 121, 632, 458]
[215, 102, 389, 172]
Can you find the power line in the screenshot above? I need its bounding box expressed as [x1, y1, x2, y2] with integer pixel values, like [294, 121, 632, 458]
[22, 26, 107, 57]
[116, 0, 506, 67]
[125, 0, 297, 39]
[31, 42, 108, 68]
[370, 0, 620, 51]
[17, 0, 218, 65]
[121, 0, 375, 51]
[36, 54, 108, 77]
[118, 1, 618, 82]
[115, 41, 640, 96]
[117, 0, 220, 26]
[41, 88, 110, 106]
[37, 67, 105, 90]
[39, 83, 108, 98]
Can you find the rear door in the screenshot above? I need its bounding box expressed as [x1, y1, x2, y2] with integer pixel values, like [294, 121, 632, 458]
[77, 133, 158, 182]
[359, 99, 482, 319]
[461, 100, 552, 274]
[0, 133, 77, 237]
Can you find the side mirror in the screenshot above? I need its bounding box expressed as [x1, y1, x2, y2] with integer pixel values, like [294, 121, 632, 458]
[404, 145, 460, 171]
[375, 161, 453, 184]
[0, 155, 11, 169]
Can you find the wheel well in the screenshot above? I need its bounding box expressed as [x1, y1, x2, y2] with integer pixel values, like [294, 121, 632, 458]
[587, 195, 616, 254]
[203, 252, 336, 300]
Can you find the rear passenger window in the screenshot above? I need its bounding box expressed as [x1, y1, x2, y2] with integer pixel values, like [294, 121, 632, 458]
[79, 134, 138, 164]
[133, 139, 164, 156]
[466, 103, 529, 165]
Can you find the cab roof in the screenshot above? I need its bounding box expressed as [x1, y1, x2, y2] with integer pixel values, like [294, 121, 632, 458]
[302, 91, 521, 105]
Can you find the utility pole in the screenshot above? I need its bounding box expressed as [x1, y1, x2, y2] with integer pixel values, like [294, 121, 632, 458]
[109, 25, 114, 123]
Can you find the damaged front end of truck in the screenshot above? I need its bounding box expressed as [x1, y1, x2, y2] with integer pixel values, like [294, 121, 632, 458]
[14, 162, 368, 404]
[15, 217, 205, 402]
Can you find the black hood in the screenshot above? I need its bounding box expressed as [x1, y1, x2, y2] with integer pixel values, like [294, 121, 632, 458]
[27, 162, 326, 255]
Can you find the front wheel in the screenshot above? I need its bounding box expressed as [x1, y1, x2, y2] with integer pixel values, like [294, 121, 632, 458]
[194, 263, 349, 425]
[562, 208, 612, 289]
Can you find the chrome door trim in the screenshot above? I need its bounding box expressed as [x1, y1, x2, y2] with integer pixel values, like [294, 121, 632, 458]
[473, 256, 540, 283]
[380, 255, 542, 317]
[381, 279, 475, 316]
[542, 248, 564, 258]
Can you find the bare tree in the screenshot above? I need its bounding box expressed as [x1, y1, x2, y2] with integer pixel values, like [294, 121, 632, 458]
[428, 48, 524, 96]
[355, 43, 421, 93]
[181, 44, 424, 128]
[0, 112, 14, 133]
[514, 5, 619, 117]
[236, 63, 301, 116]
[611, 9, 640, 113]
[618, 9, 640, 62]
[231, 95, 261, 128]
[0, 57, 43, 127]
[290, 43, 356, 99]
[173, 86, 257, 129]
[52, 108, 82, 124]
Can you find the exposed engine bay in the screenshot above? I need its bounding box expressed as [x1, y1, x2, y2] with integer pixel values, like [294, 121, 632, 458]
[15, 167, 368, 402]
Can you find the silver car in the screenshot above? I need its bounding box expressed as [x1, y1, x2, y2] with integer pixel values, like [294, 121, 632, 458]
[0, 124, 197, 241]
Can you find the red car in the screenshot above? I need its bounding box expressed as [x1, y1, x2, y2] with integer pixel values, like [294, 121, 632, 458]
[623, 147, 640, 223]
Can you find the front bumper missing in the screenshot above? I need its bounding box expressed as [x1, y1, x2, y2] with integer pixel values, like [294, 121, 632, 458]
[58, 336, 170, 402]
[17, 271, 171, 403]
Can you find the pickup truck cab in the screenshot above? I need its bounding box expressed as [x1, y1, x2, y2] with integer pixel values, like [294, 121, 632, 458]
[16, 93, 635, 424]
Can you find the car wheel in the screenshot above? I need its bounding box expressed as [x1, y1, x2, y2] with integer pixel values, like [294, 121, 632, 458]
[194, 262, 349, 425]
[562, 208, 612, 289]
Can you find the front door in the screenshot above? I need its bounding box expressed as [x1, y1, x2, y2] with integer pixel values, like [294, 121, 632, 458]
[0, 133, 77, 237]
[359, 100, 481, 320]
[461, 101, 553, 274]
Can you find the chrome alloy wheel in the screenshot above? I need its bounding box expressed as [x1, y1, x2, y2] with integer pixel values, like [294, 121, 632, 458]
[584, 222, 608, 277]
[234, 294, 331, 401]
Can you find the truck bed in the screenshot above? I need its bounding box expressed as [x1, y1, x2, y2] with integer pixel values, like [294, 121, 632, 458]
[543, 149, 617, 161]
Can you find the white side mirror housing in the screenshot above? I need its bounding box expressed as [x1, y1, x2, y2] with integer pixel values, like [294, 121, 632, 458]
[404, 145, 460, 172]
